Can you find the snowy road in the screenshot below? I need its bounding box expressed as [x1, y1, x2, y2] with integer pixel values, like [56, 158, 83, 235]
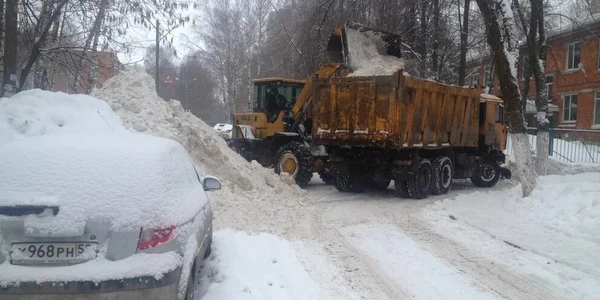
[198, 174, 600, 300]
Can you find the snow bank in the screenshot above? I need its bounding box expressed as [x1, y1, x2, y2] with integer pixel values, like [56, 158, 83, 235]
[0, 89, 123, 143]
[0, 252, 181, 286]
[345, 27, 405, 77]
[506, 173, 600, 243]
[91, 69, 306, 233]
[0, 133, 206, 231]
[198, 230, 323, 300]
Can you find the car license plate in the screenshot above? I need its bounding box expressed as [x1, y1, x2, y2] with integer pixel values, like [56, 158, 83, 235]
[10, 242, 98, 264]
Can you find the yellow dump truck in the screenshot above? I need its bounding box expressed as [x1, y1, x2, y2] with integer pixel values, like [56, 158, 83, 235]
[312, 71, 508, 198]
[229, 23, 509, 198]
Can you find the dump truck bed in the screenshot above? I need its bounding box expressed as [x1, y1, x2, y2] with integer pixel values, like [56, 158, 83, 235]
[312, 72, 481, 149]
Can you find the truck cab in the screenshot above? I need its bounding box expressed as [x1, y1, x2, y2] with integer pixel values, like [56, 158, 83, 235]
[479, 93, 507, 152]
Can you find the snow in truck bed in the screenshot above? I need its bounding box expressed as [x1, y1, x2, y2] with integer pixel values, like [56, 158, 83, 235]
[0, 133, 207, 232]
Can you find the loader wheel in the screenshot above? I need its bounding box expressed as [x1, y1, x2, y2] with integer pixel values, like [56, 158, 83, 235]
[394, 180, 411, 198]
[334, 172, 365, 193]
[407, 158, 433, 199]
[431, 156, 453, 195]
[274, 142, 313, 188]
[470, 161, 501, 188]
[318, 171, 335, 185]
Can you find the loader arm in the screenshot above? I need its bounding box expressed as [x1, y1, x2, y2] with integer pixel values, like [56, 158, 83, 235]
[290, 62, 343, 131]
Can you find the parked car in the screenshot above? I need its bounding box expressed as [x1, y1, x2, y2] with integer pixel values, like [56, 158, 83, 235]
[0, 133, 220, 300]
[213, 123, 233, 139]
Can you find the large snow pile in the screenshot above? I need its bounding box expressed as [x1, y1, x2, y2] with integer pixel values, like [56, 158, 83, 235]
[0, 89, 123, 143]
[345, 27, 405, 77]
[91, 68, 305, 233]
[0, 133, 206, 232]
[506, 173, 600, 243]
[198, 230, 327, 300]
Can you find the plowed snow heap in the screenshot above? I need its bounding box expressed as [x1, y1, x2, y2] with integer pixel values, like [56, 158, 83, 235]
[0, 68, 304, 233]
[90, 68, 306, 232]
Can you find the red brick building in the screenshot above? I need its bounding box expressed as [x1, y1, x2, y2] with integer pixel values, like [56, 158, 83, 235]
[52, 51, 119, 94]
[467, 16, 600, 133]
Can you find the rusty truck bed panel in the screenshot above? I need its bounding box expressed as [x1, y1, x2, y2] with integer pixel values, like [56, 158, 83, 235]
[312, 72, 481, 149]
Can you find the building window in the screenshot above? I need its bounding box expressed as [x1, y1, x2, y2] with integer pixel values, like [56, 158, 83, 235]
[484, 65, 491, 87]
[567, 42, 582, 70]
[563, 94, 578, 122]
[470, 68, 479, 87]
[595, 92, 600, 125]
[545, 75, 553, 102]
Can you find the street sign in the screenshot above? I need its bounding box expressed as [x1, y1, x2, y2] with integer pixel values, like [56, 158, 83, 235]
[163, 74, 174, 85]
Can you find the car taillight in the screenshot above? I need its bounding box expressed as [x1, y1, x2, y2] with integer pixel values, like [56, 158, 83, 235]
[137, 226, 176, 250]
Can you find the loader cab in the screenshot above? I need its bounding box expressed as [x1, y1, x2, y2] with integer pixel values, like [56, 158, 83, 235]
[252, 78, 305, 123]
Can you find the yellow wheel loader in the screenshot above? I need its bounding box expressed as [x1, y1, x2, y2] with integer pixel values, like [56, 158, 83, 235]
[228, 24, 403, 187]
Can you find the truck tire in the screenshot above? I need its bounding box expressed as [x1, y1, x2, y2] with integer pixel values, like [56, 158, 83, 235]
[431, 156, 453, 195]
[274, 142, 313, 188]
[470, 161, 501, 188]
[368, 178, 391, 190]
[394, 180, 411, 198]
[407, 158, 433, 199]
[319, 171, 335, 185]
[334, 173, 365, 193]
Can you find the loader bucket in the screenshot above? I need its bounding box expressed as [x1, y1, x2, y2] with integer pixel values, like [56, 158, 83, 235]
[327, 23, 402, 63]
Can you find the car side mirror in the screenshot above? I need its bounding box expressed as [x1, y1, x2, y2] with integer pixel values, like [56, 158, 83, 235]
[203, 176, 222, 191]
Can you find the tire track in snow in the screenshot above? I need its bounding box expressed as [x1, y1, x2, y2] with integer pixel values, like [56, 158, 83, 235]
[293, 195, 410, 300]
[375, 205, 561, 300]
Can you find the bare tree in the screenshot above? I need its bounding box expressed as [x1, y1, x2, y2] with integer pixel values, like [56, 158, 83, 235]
[458, 0, 470, 86]
[475, 0, 537, 196]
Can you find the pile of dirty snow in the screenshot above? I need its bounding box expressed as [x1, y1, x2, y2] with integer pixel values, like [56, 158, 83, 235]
[91, 68, 306, 233]
[345, 27, 405, 77]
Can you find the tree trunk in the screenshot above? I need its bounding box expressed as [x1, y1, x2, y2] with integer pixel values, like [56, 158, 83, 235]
[475, 0, 537, 196]
[2, 0, 17, 96]
[418, 1, 428, 78]
[458, 0, 470, 86]
[531, 0, 549, 174]
[0, 0, 5, 95]
[18, 0, 68, 91]
[85, 0, 109, 94]
[432, 0, 440, 80]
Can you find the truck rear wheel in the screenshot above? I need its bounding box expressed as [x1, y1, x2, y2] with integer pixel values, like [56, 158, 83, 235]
[274, 142, 313, 188]
[431, 156, 453, 195]
[470, 161, 501, 188]
[394, 180, 411, 198]
[319, 171, 335, 185]
[334, 172, 365, 193]
[368, 178, 391, 190]
[407, 158, 433, 199]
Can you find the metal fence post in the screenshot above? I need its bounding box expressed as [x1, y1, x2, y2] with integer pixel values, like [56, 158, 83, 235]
[548, 128, 554, 156]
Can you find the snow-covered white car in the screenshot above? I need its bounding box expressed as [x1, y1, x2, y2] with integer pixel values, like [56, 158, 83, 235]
[213, 123, 233, 139]
[0, 133, 219, 300]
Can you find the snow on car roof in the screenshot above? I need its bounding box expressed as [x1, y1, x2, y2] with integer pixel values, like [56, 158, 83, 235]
[0, 133, 207, 232]
[0, 89, 124, 144]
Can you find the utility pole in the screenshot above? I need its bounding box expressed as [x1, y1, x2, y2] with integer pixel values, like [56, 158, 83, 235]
[155, 19, 160, 96]
[2, 0, 18, 97]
